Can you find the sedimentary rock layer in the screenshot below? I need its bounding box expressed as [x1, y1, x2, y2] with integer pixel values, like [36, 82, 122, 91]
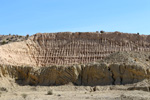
[1, 32, 150, 66]
[0, 59, 150, 86]
[28, 32, 150, 66]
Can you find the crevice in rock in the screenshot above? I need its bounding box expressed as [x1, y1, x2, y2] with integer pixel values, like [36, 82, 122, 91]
[108, 67, 115, 85]
[0, 64, 149, 86]
[80, 65, 84, 85]
[119, 65, 123, 84]
[120, 77, 123, 85]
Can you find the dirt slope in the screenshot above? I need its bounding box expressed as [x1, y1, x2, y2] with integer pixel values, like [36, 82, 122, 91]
[1, 32, 150, 66]
[0, 34, 27, 45]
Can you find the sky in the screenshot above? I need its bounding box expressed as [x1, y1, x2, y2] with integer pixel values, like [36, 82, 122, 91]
[0, 0, 150, 36]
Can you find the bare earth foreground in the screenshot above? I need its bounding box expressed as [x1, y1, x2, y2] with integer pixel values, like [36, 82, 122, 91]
[0, 32, 150, 100]
[0, 83, 150, 100]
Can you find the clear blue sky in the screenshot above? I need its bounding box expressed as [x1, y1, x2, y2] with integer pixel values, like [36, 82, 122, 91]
[0, 0, 150, 36]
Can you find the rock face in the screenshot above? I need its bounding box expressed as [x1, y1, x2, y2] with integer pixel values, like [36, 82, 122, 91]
[1, 32, 150, 66]
[0, 63, 149, 86]
[0, 52, 150, 86]
[0, 32, 150, 86]
[28, 32, 150, 66]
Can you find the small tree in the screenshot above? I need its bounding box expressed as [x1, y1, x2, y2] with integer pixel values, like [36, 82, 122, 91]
[100, 30, 105, 33]
[25, 34, 29, 39]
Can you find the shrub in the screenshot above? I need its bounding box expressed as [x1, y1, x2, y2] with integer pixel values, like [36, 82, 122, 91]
[26, 34, 29, 39]
[19, 36, 22, 38]
[100, 30, 105, 33]
[57, 94, 61, 96]
[8, 39, 11, 41]
[0, 87, 8, 92]
[47, 90, 53, 95]
[30, 87, 37, 91]
[1, 40, 6, 45]
[96, 31, 99, 33]
[21, 93, 27, 99]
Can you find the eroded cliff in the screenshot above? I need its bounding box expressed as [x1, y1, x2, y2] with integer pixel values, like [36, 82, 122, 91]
[0, 32, 150, 86]
[0, 52, 150, 86]
[1, 32, 150, 66]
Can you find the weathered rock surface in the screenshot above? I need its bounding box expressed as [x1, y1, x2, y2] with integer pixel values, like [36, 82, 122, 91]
[0, 52, 150, 86]
[0, 32, 150, 86]
[1, 32, 150, 66]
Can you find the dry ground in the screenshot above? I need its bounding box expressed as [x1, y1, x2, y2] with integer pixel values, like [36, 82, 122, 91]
[0, 84, 150, 100]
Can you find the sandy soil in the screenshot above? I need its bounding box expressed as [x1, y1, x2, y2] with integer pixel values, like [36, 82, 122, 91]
[0, 85, 150, 100]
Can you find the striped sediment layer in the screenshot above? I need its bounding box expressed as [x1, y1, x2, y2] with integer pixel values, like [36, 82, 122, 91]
[1, 32, 150, 66]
